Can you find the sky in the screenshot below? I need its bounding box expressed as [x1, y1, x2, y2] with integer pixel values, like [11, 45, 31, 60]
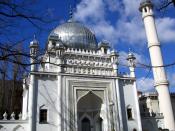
[7, 0, 175, 93]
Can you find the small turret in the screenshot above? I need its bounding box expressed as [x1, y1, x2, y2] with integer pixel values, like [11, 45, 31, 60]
[55, 39, 65, 58]
[29, 35, 39, 131]
[110, 50, 119, 75]
[98, 41, 110, 55]
[54, 39, 65, 73]
[127, 51, 136, 77]
[30, 35, 39, 56]
[30, 35, 39, 71]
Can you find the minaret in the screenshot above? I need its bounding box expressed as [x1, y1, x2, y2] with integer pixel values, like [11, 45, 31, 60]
[28, 36, 39, 131]
[127, 52, 142, 131]
[139, 0, 175, 130]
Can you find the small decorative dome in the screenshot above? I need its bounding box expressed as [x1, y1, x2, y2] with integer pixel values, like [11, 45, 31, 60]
[30, 35, 39, 48]
[48, 20, 97, 50]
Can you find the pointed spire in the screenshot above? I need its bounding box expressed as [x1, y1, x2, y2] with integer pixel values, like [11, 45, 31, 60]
[129, 48, 131, 53]
[69, 5, 73, 19]
[30, 34, 39, 47]
[68, 5, 75, 22]
[34, 34, 36, 39]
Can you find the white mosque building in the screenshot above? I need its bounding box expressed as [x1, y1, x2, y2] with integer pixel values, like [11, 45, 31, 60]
[0, 0, 174, 131]
[0, 9, 142, 131]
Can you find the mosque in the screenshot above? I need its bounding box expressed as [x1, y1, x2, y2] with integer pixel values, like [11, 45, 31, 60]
[0, 0, 174, 131]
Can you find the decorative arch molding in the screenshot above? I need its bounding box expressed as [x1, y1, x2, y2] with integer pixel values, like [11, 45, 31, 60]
[77, 91, 103, 112]
[80, 113, 93, 124]
[39, 104, 49, 109]
[76, 90, 89, 103]
[126, 104, 133, 109]
[79, 113, 93, 131]
[13, 125, 25, 131]
[77, 90, 103, 104]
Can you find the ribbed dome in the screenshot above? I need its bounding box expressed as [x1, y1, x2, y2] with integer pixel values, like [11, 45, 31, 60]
[49, 20, 97, 49]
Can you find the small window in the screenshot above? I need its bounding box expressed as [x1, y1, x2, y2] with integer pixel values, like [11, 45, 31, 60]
[143, 105, 146, 112]
[127, 108, 133, 120]
[40, 109, 47, 123]
[104, 48, 107, 54]
[52, 41, 56, 47]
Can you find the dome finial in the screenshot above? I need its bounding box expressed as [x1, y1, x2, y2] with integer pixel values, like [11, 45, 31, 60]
[69, 5, 73, 19]
[34, 34, 36, 39]
[129, 48, 131, 53]
[68, 5, 74, 22]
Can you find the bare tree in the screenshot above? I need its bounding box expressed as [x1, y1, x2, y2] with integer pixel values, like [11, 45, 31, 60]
[0, 0, 57, 116]
[156, 0, 175, 10]
[0, 0, 57, 75]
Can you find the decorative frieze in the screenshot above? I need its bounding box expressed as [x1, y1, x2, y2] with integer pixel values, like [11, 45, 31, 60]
[40, 48, 116, 76]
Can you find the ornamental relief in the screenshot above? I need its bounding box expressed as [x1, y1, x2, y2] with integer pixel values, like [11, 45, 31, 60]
[64, 54, 112, 69]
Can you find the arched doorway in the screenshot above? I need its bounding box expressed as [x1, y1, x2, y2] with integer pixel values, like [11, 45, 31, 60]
[77, 91, 103, 131]
[82, 117, 91, 131]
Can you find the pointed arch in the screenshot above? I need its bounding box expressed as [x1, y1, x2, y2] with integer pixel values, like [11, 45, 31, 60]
[77, 91, 103, 131]
[77, 91, 103, 112]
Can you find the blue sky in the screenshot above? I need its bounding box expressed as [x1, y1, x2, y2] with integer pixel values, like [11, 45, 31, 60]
[5, 0, 175, 92]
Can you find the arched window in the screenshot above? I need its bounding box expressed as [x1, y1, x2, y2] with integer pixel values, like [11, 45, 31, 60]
[40, 109, 47, 123]
[39, 104, 48, 123]
[82, 117, 91, 131]
[127, 105, 134, 120]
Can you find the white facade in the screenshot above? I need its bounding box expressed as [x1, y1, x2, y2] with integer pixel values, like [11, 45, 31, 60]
[0, 18, 142, 131]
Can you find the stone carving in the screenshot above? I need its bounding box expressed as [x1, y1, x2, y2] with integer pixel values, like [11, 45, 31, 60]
[3, 112, 7, 120]
[18, 112, 22, 120]
[11, 112, 15, 120]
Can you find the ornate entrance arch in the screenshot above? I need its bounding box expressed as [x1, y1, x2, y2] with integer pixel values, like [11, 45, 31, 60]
[77, 91, 103, 131]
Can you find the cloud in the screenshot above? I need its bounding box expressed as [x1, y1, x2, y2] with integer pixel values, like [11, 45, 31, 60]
[91, 21, 118, 44]
[156, 17, 175, 43]
[74, 0, 175, 46]
[75, 0, 105, 22]
[105, 0, 121, 12]
[117, 18, 145, 44]
[136, 77, 155, 92]
[121, 0, 140, 17]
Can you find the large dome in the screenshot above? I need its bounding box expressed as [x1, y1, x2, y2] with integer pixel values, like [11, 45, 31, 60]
[49, 20, 97, 49]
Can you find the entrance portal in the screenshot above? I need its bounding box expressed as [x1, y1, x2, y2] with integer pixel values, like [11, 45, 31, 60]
[77, 91, 103, 131]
